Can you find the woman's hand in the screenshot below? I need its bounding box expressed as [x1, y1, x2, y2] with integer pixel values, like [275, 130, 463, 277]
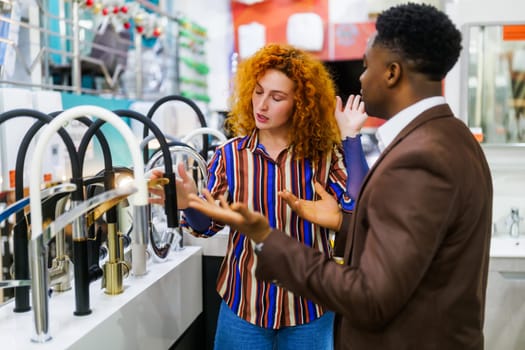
[148, 163, 198, 209]
[335, 94, 368, 139]
[174, 162, 198, 209]
[187, 190, 272, 243]
[279, 182, 343, 231]
[148, 168, 166, 205]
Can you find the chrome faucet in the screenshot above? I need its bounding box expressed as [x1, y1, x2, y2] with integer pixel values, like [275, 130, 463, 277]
[146, 143, 208, 254]
[509, 207, 522, 238]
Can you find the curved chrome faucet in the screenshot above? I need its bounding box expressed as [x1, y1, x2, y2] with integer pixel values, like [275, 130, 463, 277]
[144, 95, 209, 161]
[146, 143, 208, 253]
[28, 105, 148, 343]
[180, 126, 228, 158]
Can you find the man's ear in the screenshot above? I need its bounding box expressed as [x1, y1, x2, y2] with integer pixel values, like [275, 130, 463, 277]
[385, 62, 401, 87]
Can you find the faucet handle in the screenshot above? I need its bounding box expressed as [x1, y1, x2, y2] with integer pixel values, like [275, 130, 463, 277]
[510, 207, 523, 222]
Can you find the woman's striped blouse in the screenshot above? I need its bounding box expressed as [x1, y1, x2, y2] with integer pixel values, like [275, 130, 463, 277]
[183, 130, 354, 329]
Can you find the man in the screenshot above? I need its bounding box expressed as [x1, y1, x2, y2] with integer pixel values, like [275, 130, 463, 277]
[188, 3, 493, 349]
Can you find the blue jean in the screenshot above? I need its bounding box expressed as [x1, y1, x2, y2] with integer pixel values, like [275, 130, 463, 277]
[213, 300, 335, 350]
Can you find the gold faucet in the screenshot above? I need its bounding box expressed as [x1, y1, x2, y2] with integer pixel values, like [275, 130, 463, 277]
[100, 177, 169, 295]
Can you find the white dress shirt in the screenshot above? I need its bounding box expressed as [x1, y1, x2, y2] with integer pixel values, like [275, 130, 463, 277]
[375, 96, 446, 152]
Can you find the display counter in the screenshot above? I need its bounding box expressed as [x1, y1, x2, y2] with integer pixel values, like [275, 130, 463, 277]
[183, 230, 228, 349]
[0, 246, 202, 349]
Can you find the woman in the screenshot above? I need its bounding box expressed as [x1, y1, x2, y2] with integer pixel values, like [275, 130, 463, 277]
[151, 43, 368, 349]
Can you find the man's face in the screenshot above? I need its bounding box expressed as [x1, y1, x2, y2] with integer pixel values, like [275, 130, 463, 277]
[359, 34, 390, 119]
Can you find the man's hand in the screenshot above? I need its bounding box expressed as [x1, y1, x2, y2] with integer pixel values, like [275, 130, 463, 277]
[279, 182, 343, 231]
[187, 190, 272, 243]
[335, 94, 368, 139]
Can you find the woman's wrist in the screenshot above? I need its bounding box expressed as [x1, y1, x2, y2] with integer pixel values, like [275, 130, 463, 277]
[342, 134, 361, 142]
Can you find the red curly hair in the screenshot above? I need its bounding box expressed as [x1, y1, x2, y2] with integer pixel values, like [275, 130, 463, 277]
[226, 43, 340, 162]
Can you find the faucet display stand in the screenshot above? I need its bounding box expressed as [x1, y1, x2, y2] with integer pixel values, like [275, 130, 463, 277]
[0, 246, 202, 349]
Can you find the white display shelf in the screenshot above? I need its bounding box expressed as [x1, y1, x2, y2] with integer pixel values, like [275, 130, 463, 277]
[0, 246, 202, 349]
[183, 228, 229, 257]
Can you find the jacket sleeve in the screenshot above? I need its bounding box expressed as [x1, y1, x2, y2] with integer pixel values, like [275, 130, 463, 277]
[255, 145, 460, 330]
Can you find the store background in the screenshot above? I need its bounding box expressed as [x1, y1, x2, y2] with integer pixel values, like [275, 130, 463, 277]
[0, 1, 524, 349]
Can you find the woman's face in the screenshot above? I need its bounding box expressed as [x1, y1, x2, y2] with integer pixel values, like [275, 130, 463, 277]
[252, 69, 295, 135]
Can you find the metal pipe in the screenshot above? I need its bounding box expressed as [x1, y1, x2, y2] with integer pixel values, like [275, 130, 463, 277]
[134, 33, 143, 99]
[71, 0, 81, 94]
[28, 105, 148, 342]
[139, 133, 179, 151]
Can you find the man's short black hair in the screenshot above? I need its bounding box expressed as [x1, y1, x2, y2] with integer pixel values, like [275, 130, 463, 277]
[374, 3, 462, 81]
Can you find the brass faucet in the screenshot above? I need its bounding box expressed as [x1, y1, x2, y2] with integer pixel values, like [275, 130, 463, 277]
[99, 178, 168, 295]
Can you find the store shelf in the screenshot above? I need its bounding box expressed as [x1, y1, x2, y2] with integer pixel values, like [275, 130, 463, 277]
[0, 246, 202, 349]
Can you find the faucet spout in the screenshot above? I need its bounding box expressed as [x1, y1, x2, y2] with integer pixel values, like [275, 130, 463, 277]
[509, 207, 521, 238]
[0, 279, 32, 289]
[0, 183, 76, 224]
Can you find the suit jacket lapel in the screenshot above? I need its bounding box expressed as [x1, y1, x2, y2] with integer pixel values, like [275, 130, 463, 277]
[343, 104, 454, 264]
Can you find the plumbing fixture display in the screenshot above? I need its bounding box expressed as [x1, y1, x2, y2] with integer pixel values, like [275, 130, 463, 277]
[83, 108, 179, 260]
[0, 100, 213, 341]
[0, 108, 81, 313]
[143, 95, 210, 254]
[42, 186, 138, 244]
[144, 95, 209, 161]
[0, 183, 77, 294]
[13, 113, 85, 314]
[0, 183, 76, 223]
[0, 279, 32, 289]
[147, 143, 208, 252]
[147, 144, 208, 194]
[180, 126, 228, 153]
[493, 207, 525, 237]
[28, 105, 148, 342]
[509, 207, 522, 238]
[114, 109, 178, 259]
[71, 113, 119, 296]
